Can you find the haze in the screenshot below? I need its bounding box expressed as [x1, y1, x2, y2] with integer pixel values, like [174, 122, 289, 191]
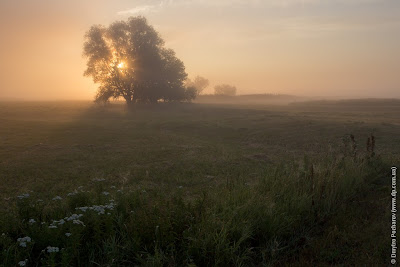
[0, 0, 399, 100]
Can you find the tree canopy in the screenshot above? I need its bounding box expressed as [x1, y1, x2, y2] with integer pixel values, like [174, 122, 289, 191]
[83, 16, 194, 104]
[186, 75, 209, 96]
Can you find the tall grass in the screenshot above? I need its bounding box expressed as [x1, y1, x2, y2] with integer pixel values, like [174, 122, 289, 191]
[0, 148, 387, 266]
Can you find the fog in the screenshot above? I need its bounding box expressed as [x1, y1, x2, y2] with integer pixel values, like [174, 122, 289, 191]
[1, 0, 399, 100]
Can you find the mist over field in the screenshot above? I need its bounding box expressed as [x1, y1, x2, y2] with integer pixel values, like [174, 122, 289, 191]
[0, 0, 399, 266]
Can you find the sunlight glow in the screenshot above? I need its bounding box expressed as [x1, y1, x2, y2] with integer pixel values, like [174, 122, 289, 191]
[1, 0, 399, 99]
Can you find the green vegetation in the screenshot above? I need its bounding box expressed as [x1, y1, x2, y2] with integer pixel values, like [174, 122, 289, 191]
[0, 100, 398, 266]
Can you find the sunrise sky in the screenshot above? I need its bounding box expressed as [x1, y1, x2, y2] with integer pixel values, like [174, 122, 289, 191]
[0, 0, 399, 100]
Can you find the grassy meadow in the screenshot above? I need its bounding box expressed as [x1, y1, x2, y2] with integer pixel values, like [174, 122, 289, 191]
[0, 100, 399, 266]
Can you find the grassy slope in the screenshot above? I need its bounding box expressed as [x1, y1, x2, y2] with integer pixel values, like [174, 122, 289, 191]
[0, 101, 399, 265]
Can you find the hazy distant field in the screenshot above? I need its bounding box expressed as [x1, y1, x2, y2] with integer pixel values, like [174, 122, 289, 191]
[0, 100, 399, 265]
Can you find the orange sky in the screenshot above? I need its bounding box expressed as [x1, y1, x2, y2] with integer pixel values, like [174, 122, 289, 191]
[0, 0, 399, 100]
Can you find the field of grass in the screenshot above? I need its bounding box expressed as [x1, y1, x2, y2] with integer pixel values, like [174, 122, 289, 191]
[0, 100, 399, 266]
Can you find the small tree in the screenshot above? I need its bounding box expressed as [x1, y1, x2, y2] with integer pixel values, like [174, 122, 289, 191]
[214, 84, 237, 96]
[184, 86, 198, 102]
[186, 75, 209, 95]
[83, 16, 191, 105]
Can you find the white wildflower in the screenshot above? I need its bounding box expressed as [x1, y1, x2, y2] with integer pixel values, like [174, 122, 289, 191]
[46, 246, 59, 253]
[94, 206, 106, 214]
[28, 219, 36, 224]
[73, 219, 85, 226]
[48, 225, 57, 229]
[52, 196, 62, 201]
[102, 191, 110, 196]
[18, 259, 28, 266]
[67, 190, 78, 196]
[17, 193, 30, 199]
[65, 214, 83, 221]
[65, 233, 72, 237]
[76, 206, 88, 212]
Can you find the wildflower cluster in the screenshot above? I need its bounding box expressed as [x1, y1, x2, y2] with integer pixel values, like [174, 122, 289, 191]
[75, 200, 115, 215]
[67, 214, 85, 226]
[17, 236, 32, 247]
[48, 213, 85, 229]
[66, 213, 83, 221]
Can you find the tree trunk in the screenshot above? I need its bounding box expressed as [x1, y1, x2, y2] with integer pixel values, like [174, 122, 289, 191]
[124, 95, 134, 107]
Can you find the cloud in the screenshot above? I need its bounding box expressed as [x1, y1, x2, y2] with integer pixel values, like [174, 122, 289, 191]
[116, 0, 260, 16]
[117, 0, 387, 16]
[118, 0, 384, 11]
[117, 4, 161, 15]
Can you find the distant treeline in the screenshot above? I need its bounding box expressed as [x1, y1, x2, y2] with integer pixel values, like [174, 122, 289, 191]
[290, 98, 400, 106]
[200, 93, 298, 98]
[195, 93, 303, 104]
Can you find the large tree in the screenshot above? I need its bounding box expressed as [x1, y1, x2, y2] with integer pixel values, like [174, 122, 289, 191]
[83, 16, 193, 104]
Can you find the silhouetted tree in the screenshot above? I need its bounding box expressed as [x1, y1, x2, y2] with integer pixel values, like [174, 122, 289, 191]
[214, 84, 237, 96]
[83, 16, 191, 105]
[184, 86, 198, 102]
[186, 75, 209, 95]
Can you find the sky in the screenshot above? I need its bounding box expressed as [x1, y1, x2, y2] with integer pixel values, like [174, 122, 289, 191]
[0, 0, 399, 100]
